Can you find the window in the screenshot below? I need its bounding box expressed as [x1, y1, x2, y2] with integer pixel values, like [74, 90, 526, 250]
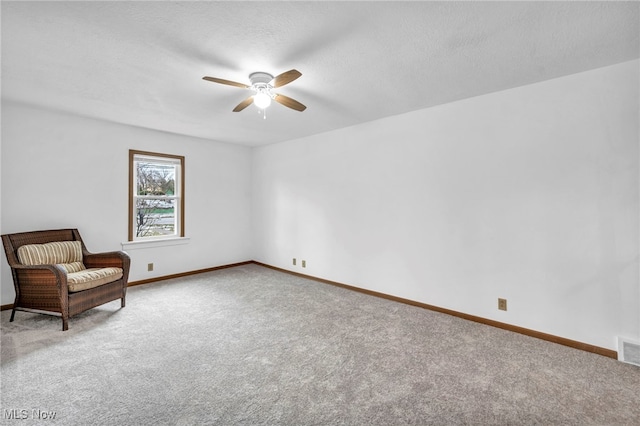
[129, 150, 184, 241]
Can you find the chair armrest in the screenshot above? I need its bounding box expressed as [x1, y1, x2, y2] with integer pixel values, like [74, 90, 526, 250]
[12, 264, 67, 291]
[83, 251, 130, 270]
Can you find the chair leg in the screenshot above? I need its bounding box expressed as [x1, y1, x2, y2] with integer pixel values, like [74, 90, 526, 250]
[121, 297, 126, 308]
[10, 296, 18, 322]
[62, 317, 69, 331]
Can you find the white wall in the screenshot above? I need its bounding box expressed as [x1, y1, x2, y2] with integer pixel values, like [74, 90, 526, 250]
[2, 61, 638, 351]
[1, 102, 253, 304]
[252, 60, 640, 351]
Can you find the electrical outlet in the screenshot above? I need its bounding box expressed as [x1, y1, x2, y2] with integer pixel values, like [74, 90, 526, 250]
[148, 263, 154, 272]
[293, 258, 296, 266]
[302, 260, 306, 268]
[498, 298, 507, 311]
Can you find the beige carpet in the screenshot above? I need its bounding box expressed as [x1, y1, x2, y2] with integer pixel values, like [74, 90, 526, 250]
[1, 264, 639, 425]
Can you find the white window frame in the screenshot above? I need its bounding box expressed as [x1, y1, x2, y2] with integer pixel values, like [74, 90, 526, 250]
[129, 150, 185, 242]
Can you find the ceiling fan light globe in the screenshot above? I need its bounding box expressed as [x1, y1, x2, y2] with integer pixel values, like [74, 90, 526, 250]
[254, 92, 271, 109]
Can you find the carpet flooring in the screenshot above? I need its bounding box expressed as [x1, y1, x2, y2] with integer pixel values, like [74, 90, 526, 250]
[1, 263, 639, 425]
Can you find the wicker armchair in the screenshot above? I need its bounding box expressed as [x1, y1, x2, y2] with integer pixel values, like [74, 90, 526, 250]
[2, 228, 130, 330]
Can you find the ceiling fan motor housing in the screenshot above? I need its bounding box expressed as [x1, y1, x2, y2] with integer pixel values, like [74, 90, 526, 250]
[249, 72, 274, 86]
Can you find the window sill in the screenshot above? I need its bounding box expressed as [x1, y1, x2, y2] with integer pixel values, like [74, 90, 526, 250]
[121, 237, 190, 251]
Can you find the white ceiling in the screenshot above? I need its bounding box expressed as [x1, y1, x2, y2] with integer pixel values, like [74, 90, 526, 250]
[2, 1, 638, 147]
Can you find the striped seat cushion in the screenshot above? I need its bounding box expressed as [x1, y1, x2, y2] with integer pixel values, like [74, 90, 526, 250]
[17, 241, 83, 265]
[59, 261, 86, 273]
[67, 267, 123, 292]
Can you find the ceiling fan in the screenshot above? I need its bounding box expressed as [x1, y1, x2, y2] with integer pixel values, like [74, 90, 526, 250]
[202, 69, 306, 115]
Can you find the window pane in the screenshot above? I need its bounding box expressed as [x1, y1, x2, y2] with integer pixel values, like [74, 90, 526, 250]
[136, 161, 177, 197]
[135, 198, 177, 238]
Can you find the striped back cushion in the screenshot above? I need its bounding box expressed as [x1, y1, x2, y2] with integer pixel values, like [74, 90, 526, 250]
[17, 241, 83, 265]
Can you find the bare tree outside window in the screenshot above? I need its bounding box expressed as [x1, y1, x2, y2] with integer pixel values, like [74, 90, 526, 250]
[136, 162, 175, 237]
